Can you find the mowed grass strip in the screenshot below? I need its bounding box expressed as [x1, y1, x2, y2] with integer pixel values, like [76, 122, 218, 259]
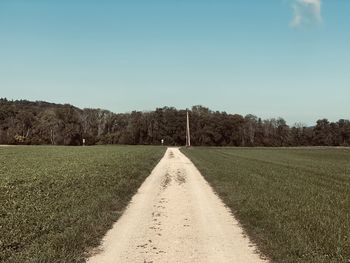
[181, 147, 350, 263]
[0, 146, 165, 263]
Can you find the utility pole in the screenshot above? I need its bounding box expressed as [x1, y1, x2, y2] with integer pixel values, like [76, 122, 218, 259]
[186, 110, 191, 147]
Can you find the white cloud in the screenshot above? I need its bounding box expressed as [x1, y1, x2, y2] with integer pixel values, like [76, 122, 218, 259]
[290, 0, 322, 27]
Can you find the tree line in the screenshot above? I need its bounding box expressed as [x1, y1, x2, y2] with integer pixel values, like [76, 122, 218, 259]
[0, 98, 349, 146]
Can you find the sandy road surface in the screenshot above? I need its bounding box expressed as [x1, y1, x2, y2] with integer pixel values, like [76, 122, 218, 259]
[88, 148, 267, 263]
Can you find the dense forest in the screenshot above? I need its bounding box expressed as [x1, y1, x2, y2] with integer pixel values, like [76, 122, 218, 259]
[0, 98, 349, 146]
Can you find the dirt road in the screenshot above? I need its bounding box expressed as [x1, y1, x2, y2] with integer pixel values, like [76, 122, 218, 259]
[87, 148, 267, 263]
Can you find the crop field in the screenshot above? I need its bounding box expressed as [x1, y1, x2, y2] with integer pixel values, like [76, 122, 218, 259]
[181, 147, 350, 263]
[0, 145, 165, 263]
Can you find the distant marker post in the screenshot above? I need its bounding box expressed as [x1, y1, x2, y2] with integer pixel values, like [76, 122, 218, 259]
[186, 110, 191, 147]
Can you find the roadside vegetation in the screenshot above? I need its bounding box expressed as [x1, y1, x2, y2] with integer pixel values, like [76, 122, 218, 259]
[182, 147, 350, 263]
[0, 145, 165, 263]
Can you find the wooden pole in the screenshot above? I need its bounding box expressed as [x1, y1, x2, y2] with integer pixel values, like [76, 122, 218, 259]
[186, 110, 191, 147]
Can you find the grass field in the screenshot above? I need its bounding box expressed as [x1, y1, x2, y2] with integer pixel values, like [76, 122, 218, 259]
[181, 147, 350, 263]
[0, 145, 165, 263]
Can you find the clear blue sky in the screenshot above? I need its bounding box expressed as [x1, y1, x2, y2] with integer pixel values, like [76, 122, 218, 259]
[0, 0, 349, 125]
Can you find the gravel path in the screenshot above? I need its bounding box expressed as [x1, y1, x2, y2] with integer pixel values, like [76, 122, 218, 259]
[87, 148, 268, 263]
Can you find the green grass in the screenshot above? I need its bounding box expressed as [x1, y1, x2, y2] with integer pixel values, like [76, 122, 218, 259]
[181, 147, 350, 263]
[0, 145, 165, 263]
